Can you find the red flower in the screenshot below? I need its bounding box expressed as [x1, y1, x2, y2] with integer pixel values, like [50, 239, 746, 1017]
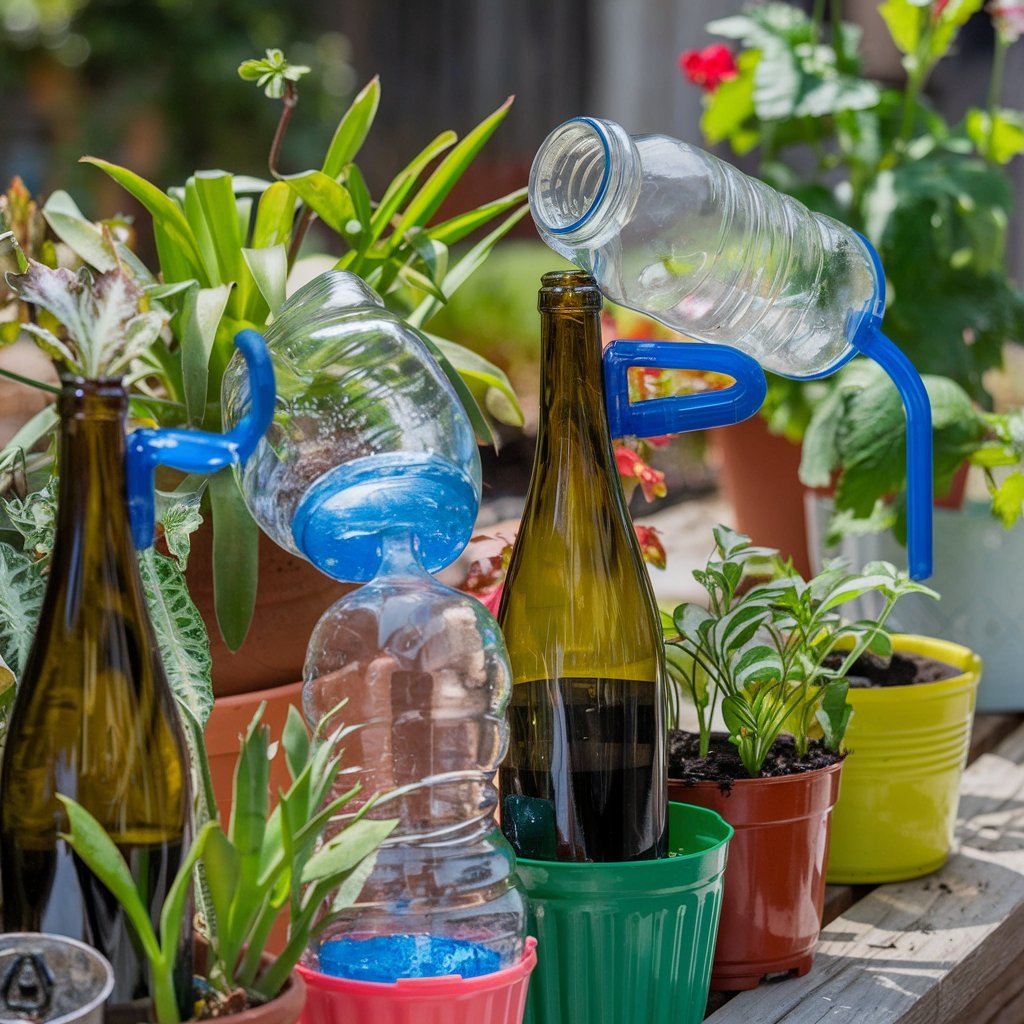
[933, 0, 950, 15]
[990, 0, 1024, 39]
[634, 525, 667, 570]
[678, 44, 739, 93]
[615, 444, 668, 503]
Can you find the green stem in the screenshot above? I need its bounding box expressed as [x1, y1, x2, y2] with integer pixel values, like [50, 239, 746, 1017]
[812, 0, 827, 41]
[897, 7, 935, 148]
[835, 595, 899, 678]
[983, 34, 1009, 161]
[151, 962, 181, 1024]
[830, 0, 846, 66]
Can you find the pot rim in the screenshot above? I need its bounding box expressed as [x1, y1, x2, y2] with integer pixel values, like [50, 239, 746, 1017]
[295, 936, 537, 996]
[840, 633, 982, 701]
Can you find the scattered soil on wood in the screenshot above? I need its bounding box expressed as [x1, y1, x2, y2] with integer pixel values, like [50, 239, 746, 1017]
[667, 731, 843, 790]
[823, 650, 959, 688]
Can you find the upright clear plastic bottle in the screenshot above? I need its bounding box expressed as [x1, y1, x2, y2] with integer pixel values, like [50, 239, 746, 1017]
[498, 271, 668, 863]
[529, 116, 880, 379]
[0, 379, 192, 1021]
[302, 531, 527, 981]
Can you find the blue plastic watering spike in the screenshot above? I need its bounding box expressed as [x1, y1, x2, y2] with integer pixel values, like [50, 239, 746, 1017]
[126, 328, 276, 549]
[849, 234, 933, 581]
[603, 342, 767, 439]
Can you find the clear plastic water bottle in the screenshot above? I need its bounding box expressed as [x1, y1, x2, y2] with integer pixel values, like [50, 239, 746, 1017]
[529, 117, 880, 380]
[221, 271, 480, 582]
[303, 530, 527, 982]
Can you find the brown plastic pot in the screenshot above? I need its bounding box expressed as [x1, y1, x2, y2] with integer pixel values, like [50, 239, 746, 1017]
[668, 759, 843, 991]
[186, 524, 354, 699]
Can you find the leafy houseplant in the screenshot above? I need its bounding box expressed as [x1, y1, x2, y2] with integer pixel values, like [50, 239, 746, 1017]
[1, 49, 528, 664]
[663, 525, 936, 775]
[61, 700, 397, 1024]
[661, 524, 936, 990]
[679, 0, 1024, 557]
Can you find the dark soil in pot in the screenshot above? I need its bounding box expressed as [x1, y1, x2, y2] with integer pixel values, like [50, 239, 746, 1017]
[823, 649, 959, 687]
[667, 732, 843, 788]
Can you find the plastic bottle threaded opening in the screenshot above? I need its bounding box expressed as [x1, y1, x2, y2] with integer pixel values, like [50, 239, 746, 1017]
[529, 118, 612, 236]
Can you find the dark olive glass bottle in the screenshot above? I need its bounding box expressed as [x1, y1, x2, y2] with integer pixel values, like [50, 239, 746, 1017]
[498, 271, 668, 863]
[0, 379, 192, 1021]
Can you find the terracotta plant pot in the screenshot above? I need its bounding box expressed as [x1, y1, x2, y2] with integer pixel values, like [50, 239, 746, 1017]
[710, 416, 812, 578]
[296, 938, 537, 1024]
[195, 939, 306, 1024]
[827, 635, 981, 883]
[187, 524, 354, 699]
[668, 760, 843, 991]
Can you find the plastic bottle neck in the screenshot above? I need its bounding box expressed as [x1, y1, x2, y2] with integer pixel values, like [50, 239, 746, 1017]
[529, 117, 641, 261]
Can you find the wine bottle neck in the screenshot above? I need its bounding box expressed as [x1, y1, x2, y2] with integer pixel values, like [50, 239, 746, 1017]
[535, 272, 616, 471]
[53, 378, 136, 562]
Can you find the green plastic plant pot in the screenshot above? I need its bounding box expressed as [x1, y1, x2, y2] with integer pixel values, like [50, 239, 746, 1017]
[515, 802, 732, 1024]
[827, 634, 982, 883]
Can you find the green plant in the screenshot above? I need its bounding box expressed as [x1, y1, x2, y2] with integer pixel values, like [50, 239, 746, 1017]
[663, 524, 937, 776]
[800, 359, 1024, 540]
[2, 52, 528, 651]
[0, 260, 213, 754]
[60, 700, 397, 1023]
[679, 0, 1024, 446]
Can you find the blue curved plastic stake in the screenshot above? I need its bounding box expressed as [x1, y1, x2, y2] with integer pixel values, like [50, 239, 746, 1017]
[126, 328, 276, 549]
[850, 234, 933, 580]
[603, 341, 767, 440]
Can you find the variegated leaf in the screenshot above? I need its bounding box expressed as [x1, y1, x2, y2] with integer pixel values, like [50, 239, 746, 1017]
[0, 543, 45, 679]
[139, 546, 213, 729]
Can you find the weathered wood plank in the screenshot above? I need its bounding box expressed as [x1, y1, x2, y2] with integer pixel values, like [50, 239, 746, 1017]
[705, 722, 1024, 1023]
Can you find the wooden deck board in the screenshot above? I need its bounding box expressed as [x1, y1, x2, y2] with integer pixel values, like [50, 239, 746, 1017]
[705, 720, 1024, 1023]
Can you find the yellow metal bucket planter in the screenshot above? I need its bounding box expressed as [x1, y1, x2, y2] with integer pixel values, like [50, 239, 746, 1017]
[827, 635, 982, 884]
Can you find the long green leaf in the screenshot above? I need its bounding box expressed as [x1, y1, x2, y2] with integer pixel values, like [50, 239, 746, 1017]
[418, 333, 494, 445]
[242, 246, 288, 316]
[321, 76, 380, 180]
[82, 157, 206, 284]
[367, 131, 458, 243]
[41, 191, 117, 272]
[408, 204, 530, 330]
[390, 96, 514, 248]
[300, 818, 398, 884]
[208, 469, 258, 651]
[427, 187, 528, 247]
[430, 336, 523, 427]
[251, 182, 296, 249]
[157, 820, 217, 962]
[181, 284, 232, 426]
[195, 171, 243, 285]
[57, 796, 161, 961]
[281, 171, 355, 237]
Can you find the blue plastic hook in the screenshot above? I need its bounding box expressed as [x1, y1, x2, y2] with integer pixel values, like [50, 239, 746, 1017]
[603, 341, 767, 439]
[126, 328, 276, 549]
[849, 234, 933, 581]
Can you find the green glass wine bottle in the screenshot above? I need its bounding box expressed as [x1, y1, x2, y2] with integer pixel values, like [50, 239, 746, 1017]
[498, 271, 667, 863]
[0, 379, 192, 1021]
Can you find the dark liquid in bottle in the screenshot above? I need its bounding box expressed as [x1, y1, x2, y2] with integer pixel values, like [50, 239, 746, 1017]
[500, 677, 667, 862]
[1, 832, 190, 1017]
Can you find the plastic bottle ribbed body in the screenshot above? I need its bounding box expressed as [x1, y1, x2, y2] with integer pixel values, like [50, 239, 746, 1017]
[529, 117, 879, 379]
[301, 534, 526, 974]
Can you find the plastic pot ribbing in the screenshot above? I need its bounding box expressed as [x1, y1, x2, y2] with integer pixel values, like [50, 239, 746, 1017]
[515, 802, 732, 1024]
[296, 938, 536, 1024]
[827, 635, 981, 883]
[668, 760, 842, 990]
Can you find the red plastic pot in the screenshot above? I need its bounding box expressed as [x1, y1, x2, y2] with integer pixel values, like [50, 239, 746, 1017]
[668, 761, 842, 990]
[297, 939, 537, 1024]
